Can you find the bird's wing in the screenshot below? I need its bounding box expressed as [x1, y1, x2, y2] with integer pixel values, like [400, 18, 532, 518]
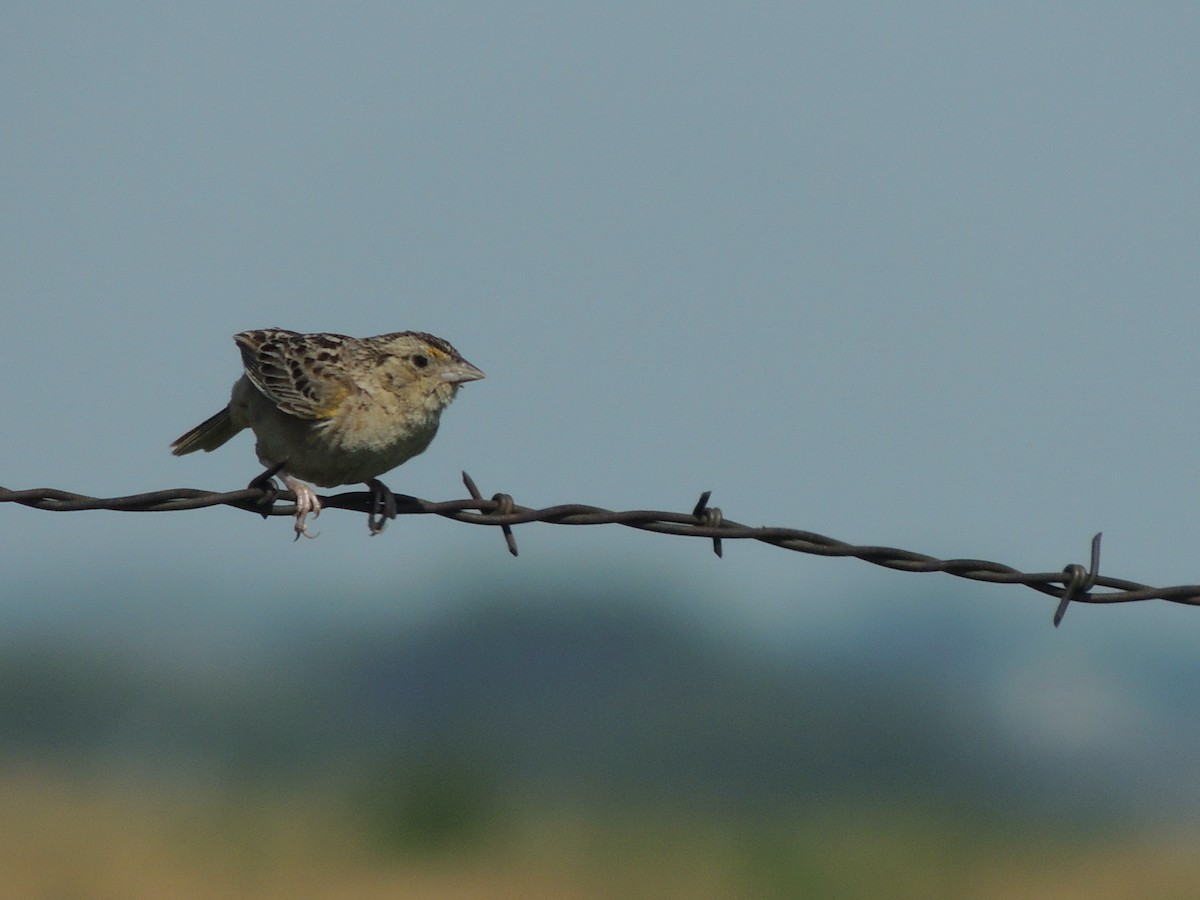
[233, 329, 353, 420]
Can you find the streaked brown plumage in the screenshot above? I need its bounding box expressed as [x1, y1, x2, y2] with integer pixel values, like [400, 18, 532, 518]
[171, 329, 484, 537]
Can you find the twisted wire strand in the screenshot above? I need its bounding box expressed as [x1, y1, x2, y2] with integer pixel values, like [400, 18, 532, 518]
[3, 474, 1198, 624]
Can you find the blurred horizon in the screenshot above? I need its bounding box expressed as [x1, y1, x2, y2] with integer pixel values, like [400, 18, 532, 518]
[5, 559, 1199, 820]
[6, 559, 1200, 896]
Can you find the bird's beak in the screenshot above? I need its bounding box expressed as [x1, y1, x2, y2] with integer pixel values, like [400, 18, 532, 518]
[439, 360, 486, 384]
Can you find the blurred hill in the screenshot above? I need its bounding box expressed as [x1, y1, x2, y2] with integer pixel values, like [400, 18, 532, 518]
[3, 572, 1196, 829]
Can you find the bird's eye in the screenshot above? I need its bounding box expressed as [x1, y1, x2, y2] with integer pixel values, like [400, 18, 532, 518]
[411, 354, 429, 369]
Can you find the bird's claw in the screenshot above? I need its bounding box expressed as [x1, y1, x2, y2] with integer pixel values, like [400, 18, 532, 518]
[366, 478, 397, 535]
[284, 476, 322, 541]
[292, 511, 321, 540]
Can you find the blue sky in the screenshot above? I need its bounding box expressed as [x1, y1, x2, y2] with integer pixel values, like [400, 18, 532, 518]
[3, 3, 1200, 811]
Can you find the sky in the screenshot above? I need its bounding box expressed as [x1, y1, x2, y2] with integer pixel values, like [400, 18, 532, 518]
[3, 3, 1200, 812]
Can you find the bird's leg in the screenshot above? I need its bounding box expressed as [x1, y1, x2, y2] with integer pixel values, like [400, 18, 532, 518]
[247, 461, 286, 519]
[365, 478, 397, 535]
[281, 474, 321, 540]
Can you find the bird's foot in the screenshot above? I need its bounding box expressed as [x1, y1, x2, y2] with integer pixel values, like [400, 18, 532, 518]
[365, 478, 397, 535]
[283, 475, 321, 540]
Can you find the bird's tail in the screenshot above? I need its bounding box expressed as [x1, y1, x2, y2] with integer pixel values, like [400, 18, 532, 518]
[170, 406, 241, 455]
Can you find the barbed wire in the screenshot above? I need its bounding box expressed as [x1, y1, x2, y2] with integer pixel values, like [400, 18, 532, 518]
[3, 472, 1198, 626]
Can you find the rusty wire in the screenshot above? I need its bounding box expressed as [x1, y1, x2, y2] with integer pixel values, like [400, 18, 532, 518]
[3, 472, 1199, 626]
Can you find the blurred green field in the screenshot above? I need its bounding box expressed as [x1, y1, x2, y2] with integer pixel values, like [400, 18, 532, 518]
[4, 587, 1200, 898]
[5, 766, 1199, 900]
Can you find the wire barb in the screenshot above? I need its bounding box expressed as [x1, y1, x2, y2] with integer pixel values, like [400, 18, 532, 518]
[244, 461, 287, 519]
[692, 491, 723, 558]
[1053, 532, 1102, 628]
[462, 471, 518, 557]
[3, 485, 1198, 623]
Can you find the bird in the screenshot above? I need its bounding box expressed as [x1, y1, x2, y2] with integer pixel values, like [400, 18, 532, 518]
[171, 328, 484, 538]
